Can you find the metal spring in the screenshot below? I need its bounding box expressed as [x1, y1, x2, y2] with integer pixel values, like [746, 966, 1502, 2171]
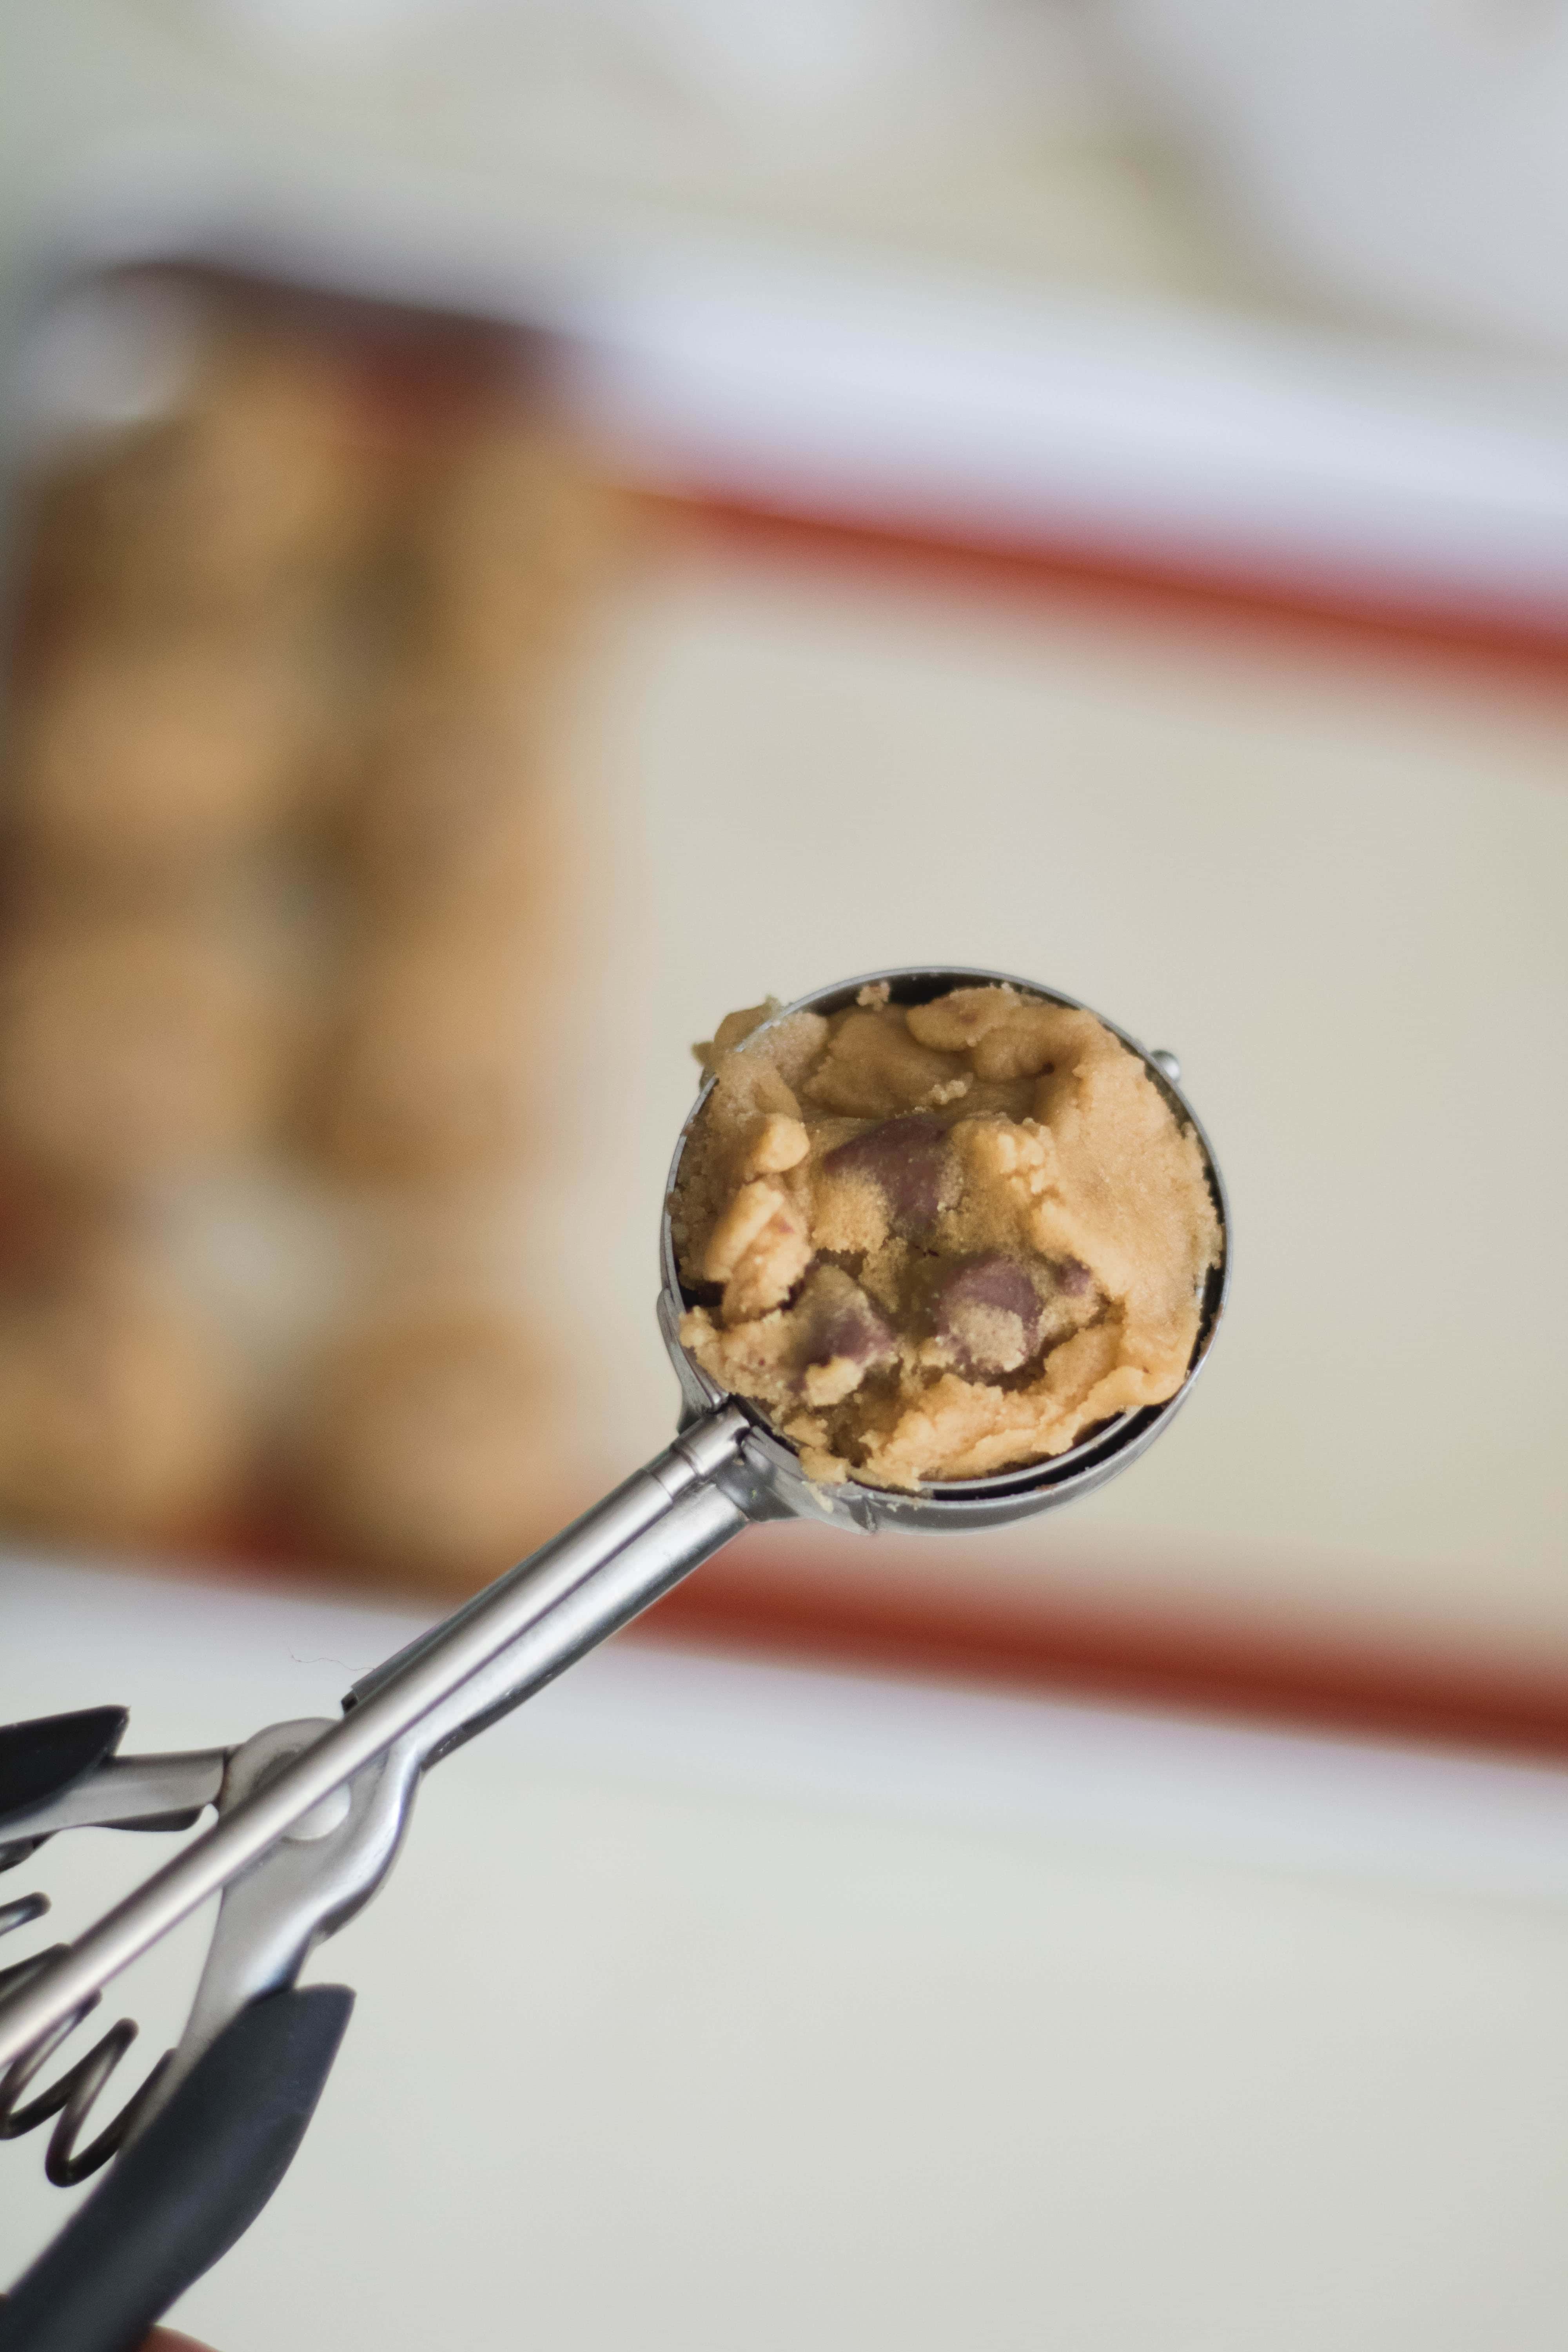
[0, 1891, 170, 2187]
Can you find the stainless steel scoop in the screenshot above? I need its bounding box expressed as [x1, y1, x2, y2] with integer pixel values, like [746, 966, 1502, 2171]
[0, 964, 1229, 2102]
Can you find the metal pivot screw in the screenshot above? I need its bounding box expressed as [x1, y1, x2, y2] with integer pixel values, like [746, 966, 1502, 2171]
[1149, 1049, 1181, 1083]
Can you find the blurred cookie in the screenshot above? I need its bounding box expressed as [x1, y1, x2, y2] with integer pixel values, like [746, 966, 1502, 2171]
[345, 684, 552, 915]
[296, 1310, 564, 1583]
[0, 916, 288, 1188]
[8, 628, 319, 877]
[312, 924, 539, 1179]
[0, 1250, 246, 1544]
[26, 328, 377, 621]
[410, 414, 612, 679]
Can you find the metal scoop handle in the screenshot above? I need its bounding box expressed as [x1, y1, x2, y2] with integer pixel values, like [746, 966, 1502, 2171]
[0, 1405, 752, 2081]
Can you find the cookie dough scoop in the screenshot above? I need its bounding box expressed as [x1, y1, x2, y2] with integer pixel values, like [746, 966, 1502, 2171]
[0, 969, 1227, 2347]
[659, 964, 1228, 1528]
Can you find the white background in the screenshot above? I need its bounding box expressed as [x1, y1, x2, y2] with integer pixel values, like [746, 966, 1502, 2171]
[6, 1557, 1568, 2350]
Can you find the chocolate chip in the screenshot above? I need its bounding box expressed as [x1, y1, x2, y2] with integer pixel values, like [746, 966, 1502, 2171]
[800, 1275, 897, 1370]
[821, 1113, 955, 1234]
[1054, 1258, 1092, 1298]
[932, 1255, 1042, 1377]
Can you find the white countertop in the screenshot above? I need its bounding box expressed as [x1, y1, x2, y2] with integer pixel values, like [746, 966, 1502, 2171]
[6, 1551, 1568, 2350]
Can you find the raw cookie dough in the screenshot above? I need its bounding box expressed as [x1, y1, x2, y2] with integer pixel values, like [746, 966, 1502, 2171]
[671, 983, 1221, 1488]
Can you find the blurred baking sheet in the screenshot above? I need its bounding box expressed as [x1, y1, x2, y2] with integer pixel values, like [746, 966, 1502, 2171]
[1, 251, 1562, 1744]
[550, 508, 1566, 1695]
[20, 216, 1568, 640]
[561, 244, 1568, 636]
[5, 1554, 1568, 2352]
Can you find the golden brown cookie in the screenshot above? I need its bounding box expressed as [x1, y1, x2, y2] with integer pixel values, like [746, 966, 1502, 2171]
[343, 684, 551, 916]
[296, 1309, 564, 1583]
[25, 329, 378, 622]
[406, 413, 612, 680]
[672, 984, 1221, 1488]
[7, 627, 319, 878]
[0, 1249, 246, 1544]
[311, 922, 541, 1180]
[0, 916, 288, 1189]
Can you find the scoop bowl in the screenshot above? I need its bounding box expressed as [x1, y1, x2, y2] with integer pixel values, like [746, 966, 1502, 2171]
[657, 965, 1230, 1536]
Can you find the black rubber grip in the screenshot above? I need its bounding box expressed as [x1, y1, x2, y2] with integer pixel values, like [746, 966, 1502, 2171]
[0, 1712, 128, 1830]
[0, 1983, 353, 2352]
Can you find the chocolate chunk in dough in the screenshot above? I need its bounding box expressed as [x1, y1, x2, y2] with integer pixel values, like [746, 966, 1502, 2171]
[799, 1267, 897, 1372]
[931, 1255, 1042, 1377]
[795, 1266, 897, 1409]
[821, 1113, 956, 1236]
